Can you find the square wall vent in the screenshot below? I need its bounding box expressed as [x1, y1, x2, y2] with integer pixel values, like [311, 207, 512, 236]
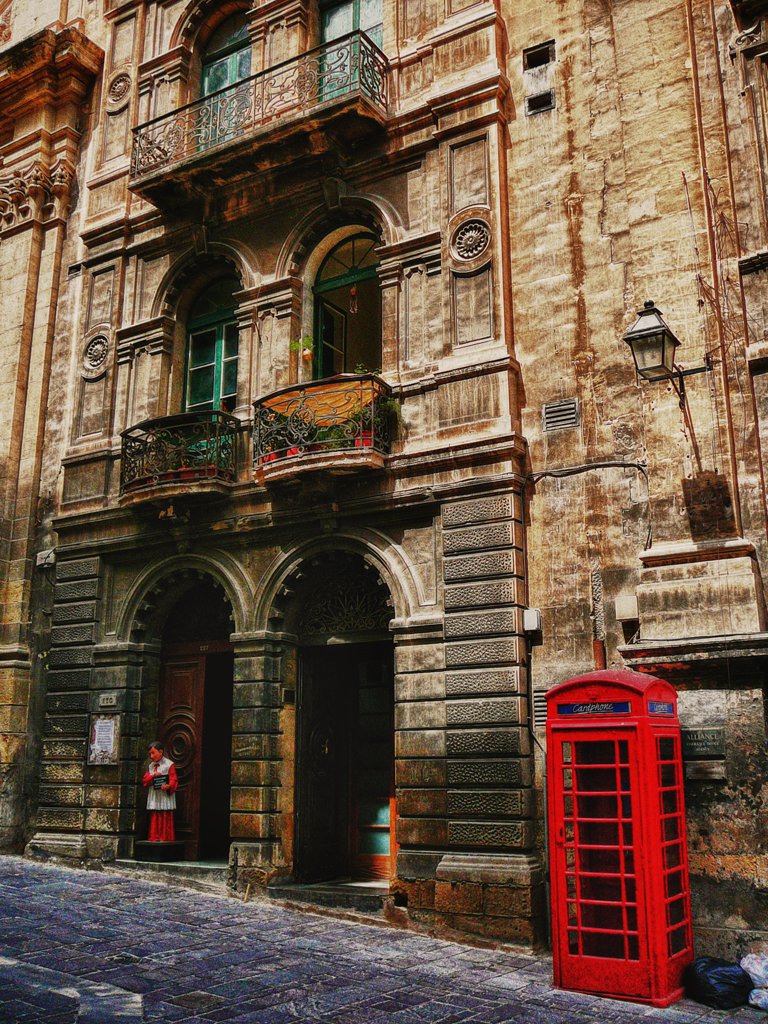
[542, 397, 579, 433]
[532, 691, 548, 730]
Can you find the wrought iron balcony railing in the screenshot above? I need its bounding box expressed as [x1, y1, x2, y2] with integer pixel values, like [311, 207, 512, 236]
[120, 411, 239, 497]
[253, 374, 393, 476]
[131, 31, 388, 180]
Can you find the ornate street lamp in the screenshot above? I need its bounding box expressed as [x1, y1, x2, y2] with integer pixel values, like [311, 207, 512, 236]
[623, 300, 680, 381]
[624, 299, 710, 408]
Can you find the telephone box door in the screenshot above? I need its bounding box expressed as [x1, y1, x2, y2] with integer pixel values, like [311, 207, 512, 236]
[550, 728, 651, 1001]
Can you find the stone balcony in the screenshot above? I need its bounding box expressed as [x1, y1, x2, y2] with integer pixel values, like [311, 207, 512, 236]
[253, 374, 393, 485]
[119, 411, 240, 506]
[129, 32, 389, 207]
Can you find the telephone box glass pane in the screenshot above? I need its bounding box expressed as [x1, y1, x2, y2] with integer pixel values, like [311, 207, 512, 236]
[565, 737, 640, 962]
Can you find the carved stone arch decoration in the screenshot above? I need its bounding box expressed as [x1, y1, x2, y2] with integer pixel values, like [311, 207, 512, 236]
[170, 0, 252, 52]
[117, 553, 251, 644]
[151, 243, 257, 320]
[254, 530, 430, 636]
[277, 194, 401, 279]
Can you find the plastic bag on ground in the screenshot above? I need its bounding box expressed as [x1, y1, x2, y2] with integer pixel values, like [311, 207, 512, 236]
[684, 956, 754, 1010]
[741, 954, 768, 989]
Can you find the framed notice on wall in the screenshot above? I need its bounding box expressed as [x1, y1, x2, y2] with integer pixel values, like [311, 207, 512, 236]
[88, 714, 120, 765]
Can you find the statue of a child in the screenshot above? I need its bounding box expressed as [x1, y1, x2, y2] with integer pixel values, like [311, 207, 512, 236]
[142, 740, 178, 842]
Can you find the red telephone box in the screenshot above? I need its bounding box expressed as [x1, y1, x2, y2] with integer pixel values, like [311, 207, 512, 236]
[546, 669, 693, 1007]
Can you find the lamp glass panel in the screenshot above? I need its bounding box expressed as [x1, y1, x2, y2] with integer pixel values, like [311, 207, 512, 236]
[632, 332, 672, 380]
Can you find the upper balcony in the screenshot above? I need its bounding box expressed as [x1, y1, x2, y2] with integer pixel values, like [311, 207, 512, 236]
[129, 31, 389, 207]
[119, 411, 240, 507]
[253, 374, 393, 485]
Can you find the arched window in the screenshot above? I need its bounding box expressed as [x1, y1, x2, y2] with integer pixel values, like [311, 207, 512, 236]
[313, 234, 381, 378]
[185, 276, 240, 412]
[201, 12, 251, 97]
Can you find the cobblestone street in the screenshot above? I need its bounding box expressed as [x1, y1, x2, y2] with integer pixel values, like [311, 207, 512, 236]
[0, 858, 763, 1024]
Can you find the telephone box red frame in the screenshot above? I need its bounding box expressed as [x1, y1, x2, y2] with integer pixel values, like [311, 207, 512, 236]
[546, 669, 693, 1007]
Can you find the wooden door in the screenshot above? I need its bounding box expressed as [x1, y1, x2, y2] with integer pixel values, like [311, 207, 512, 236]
[295, 649, 350, 882]
[158, 653, 206, 859]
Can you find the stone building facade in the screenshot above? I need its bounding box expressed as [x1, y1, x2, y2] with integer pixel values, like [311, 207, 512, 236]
[0, 0, 766, 954]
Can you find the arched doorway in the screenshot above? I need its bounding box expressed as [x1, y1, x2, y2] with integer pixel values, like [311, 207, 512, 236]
[288, 553, 394, 883]
[141, 576, 234, 861]
[313, 233, 381, 378]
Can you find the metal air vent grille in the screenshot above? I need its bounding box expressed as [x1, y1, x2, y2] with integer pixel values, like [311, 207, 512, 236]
[542, 398, 579, 433]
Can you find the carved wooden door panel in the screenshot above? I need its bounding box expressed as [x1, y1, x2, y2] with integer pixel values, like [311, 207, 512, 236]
[295, 650, 349, 882]
[158, 654, 205, 860]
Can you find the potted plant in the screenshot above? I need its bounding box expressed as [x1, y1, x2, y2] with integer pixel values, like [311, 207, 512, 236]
[290, 335, 314, 363]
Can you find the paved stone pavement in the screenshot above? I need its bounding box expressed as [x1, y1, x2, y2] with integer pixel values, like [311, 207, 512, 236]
[0, 857, 764, 1024]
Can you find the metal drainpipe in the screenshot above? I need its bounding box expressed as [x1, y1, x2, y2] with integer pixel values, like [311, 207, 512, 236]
[684, 0, 744, 538]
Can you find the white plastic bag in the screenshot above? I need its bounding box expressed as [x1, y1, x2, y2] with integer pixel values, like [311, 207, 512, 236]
[741, 954, 768, 989]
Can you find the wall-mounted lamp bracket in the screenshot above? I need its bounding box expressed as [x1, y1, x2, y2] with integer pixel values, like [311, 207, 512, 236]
[672, 355, 713, 409]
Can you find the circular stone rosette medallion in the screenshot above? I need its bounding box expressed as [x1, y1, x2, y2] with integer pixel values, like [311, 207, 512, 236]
[108, 73, 131, 106]
[82, 335, 109, 379]
[452, 219, 491, 262]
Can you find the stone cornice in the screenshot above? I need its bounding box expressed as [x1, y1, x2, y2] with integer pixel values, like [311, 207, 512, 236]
[0, 25, 103, 124]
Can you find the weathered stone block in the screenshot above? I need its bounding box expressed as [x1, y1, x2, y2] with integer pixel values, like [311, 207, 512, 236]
[0, 706, 27, 732]
[392, 878, 436, 909]
[50, 624, 95, 646]
[54, 579, 99, 602]
[444, 637, 522, 668]
[38, 785, 83, 807]
[395, 701, 446, 730]
[395, 849, 443, 880]
[46, 692, 88, 715]
[44, 715, 89, 737]
[444, 609, 520, 638]
[444, 551, 522, 582]
[52, 601, 97, 624]
[396, 818, 448, 846]
[230, 760, 281, 786]
[56, 558, 100, 581]
[233, 657, 281, 683]
[232, 682, 280, 708]
[443, 522, 518, 555]
[40, 762, 84, 783]
[230, 812, 276, 839]
[84, 808, 119, 832]
[442, 494, 519, 528]
[42, 740, 87, 760]
[84, 786, 120, 808]
[231, 735, 279, 760]
[34, 807, 83, 830]
[447, 758, 532, 787]
[448, 820, 533, 848]
[446, 697, 522, 727]
[637, 555, 766, 640]
[395, 758, 447, 787]
[395, 644, 445, 674]
[446, 728, 528, 756]
[445, 667, 524, 696]
[395, 672, 445, 701]
[447, 790, 532, 818]
[231, 787, 277, 812]
[232, 708, 280, 734]
[0, 734, 25, 762]
[397, 788, 448, 816]
[434, 880, 483, 914]
[445, 580, 520, 610]
[47, 647, 92, 668]
[395, 729, 446, 758]
[46, 670, 92, 692]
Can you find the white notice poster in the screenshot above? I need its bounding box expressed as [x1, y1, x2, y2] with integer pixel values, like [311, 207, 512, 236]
[88, 714, 120, 765]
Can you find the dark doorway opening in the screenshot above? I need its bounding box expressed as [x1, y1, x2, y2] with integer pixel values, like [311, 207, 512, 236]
[295, 641, 393, 883]
[151, 580, 234, 861]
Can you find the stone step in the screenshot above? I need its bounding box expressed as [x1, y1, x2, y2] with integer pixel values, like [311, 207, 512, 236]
[266, 880, 388, 915]
[109, 858, 229, 894]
